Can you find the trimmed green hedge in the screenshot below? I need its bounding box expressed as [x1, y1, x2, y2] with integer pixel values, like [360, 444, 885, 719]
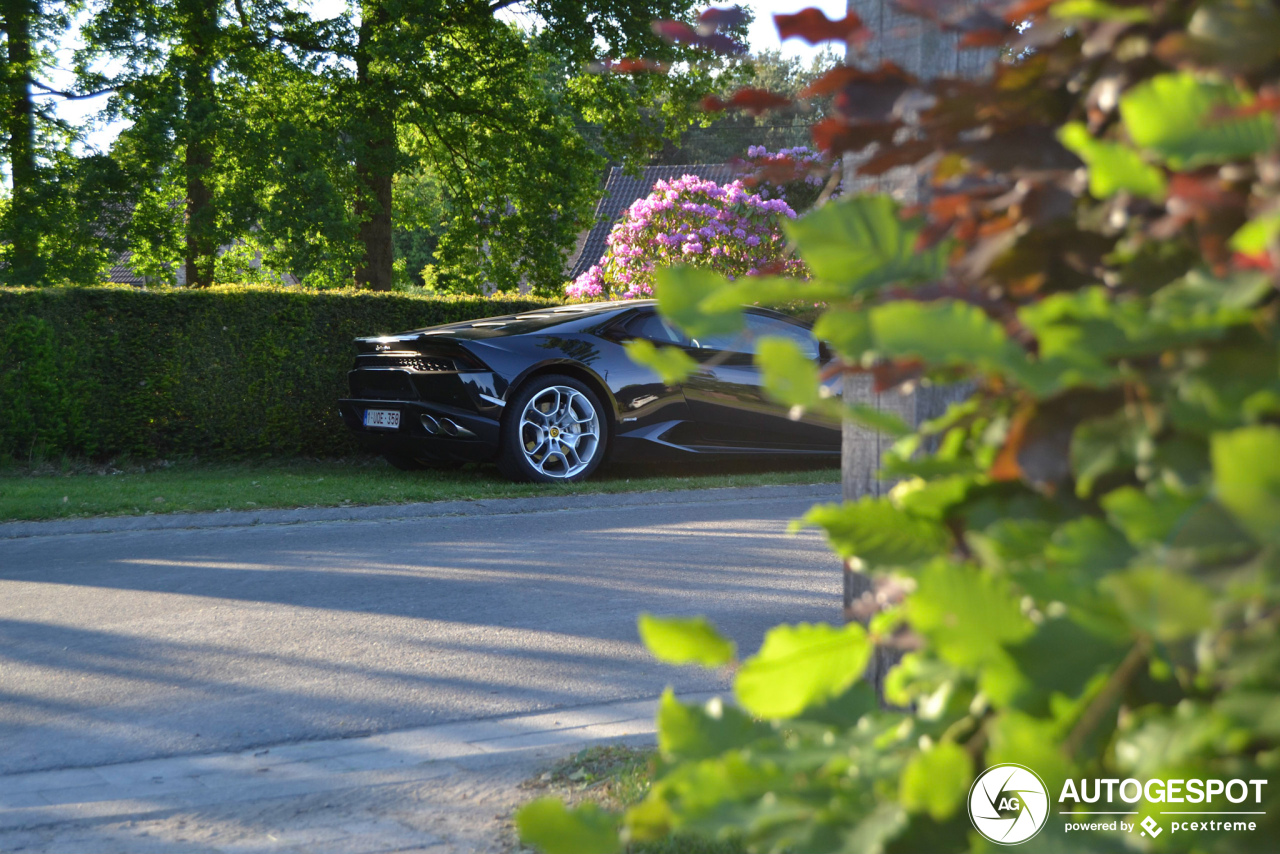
[0, 285, 555, 461]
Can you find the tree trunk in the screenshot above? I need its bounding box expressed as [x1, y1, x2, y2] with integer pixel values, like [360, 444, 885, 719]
[352, 0, 395, 291]
[2, 0, 43, 284]
[181, 0, 217, 287]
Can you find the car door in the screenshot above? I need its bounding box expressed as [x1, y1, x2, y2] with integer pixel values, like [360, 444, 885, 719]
[606, 308, 698, 430]
[681, 311, 840, 449]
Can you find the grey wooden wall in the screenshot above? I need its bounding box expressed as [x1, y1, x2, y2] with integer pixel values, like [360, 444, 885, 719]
[847, 0, 995, 80]
[839, 0, 993, 509]
[836, 3, 994, 693]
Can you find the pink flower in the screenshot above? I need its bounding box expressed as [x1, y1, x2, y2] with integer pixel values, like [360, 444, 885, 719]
[564, 167, 804, 301]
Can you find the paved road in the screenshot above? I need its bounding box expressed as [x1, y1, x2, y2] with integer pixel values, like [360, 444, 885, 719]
[0, 486, 840, 777]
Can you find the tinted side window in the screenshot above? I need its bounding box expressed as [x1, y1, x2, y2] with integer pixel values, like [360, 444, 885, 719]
[625, 311, 688, 345]
[694, 313, 818, 359]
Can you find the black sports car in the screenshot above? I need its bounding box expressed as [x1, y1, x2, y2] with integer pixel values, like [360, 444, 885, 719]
[338, 300, 839, 482]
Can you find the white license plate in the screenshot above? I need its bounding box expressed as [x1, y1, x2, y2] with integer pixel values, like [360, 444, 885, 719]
[363, 409, 401, 429]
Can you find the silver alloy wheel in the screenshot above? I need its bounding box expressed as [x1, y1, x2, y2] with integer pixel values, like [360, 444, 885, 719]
[517, 385, 601, 479]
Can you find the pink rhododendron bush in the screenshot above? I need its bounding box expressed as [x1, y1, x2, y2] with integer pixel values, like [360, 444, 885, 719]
[566, 174, 805, 301]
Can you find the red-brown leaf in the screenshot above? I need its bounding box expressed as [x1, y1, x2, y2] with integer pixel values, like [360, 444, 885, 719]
[959, 28, 1009, 48]
[774, 8, 865, 44]
[699, 31, 748, 54]
[989, 406, 1030, 482]
[727, 88, 794, 115]
[894, 1, 1007, 32]
[1001, 0, 1056, 22]
[652, 20, 699, 44]
[597, 57, 668, 74]
[752, 260, 791, 276]
[741, 156, 813, 185]
[809, 62, 917, 123]
[1233, 251, 1276, 272]
[890, 0, 952, 20]
[651, 19, 745, 54]
[1168, 173, 1245, 221]
[1212, 89, 1280, 120]
[953, 8, 1008, 32]
[811, 118, 901, 156]
[871, 360, 924, 393]
[699, 6, 748, 30]
[801, 62, 914, 98]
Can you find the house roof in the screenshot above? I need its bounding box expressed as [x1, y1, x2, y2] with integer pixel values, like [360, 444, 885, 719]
[105, 251, 146, 285]
[566, 163, 737, 282]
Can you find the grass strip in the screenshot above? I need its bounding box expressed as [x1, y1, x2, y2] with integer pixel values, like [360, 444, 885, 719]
[0, 456, 838, 523]
[519, 745, 743, 854]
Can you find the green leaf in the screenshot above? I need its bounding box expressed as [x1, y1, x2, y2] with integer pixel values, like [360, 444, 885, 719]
[516, 799, 621, 854]
[1007, 617, 1128, 715]
[798, 499, 952, 566]
[842, 803, 908, 854]
[906, 561, 1033, 669]
[1071, 411, 1145, 498]
[890, 475, 972, 521]
[1100, 567, 1215, 641]
[1186, 0, 1280, 72]
[986, 712, 1073, 800]
[1101, 486, 1202, 547]
[966, 518, 1056, 571]
[842, 403, 912, 437]
[1050, 0, 1154, 21]
[656, 689, 772, 761]
[900, 741, 973, 820]
[755, 336, 822, 410]
[702, 276, 852, 312]
[621, 797, 673, 845]
[1211, 426, 1280, 546]
[1058, 122, 1167, 200]
[785, 195, 948, 294]
[812, 308, 873, 362]
[795, 681, 878, 727]
[1119, 73, 1277, 170]
[1021, 284, 1242, 361]
[1150, 269, 1270, 320]
[652, 266, 744, 338]
[734, 622, 871, 718]
[1044, 517, 1136, 577]
[870, 299, 1025, 374]
[638, 613, 736, 667]
[1230, 212, 1280, 254]
[624, 339, 698, 385]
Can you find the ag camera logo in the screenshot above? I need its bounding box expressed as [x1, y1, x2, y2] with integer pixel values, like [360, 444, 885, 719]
[969, 763, 1051, 845]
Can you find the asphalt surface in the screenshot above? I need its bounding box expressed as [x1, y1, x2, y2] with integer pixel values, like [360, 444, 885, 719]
[0, 485, 840, 777]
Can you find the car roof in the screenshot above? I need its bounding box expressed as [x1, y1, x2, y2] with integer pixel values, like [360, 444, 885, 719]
[381, 298, 806, 343]
[401, 300, 644, 340]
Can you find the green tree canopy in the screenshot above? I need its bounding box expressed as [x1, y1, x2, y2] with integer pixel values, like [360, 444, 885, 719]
[67, 0, 731, 292]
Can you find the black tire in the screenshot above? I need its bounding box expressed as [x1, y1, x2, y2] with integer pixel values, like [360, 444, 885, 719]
[383, 451, 464, 471]
[498, 374, 608, 483]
